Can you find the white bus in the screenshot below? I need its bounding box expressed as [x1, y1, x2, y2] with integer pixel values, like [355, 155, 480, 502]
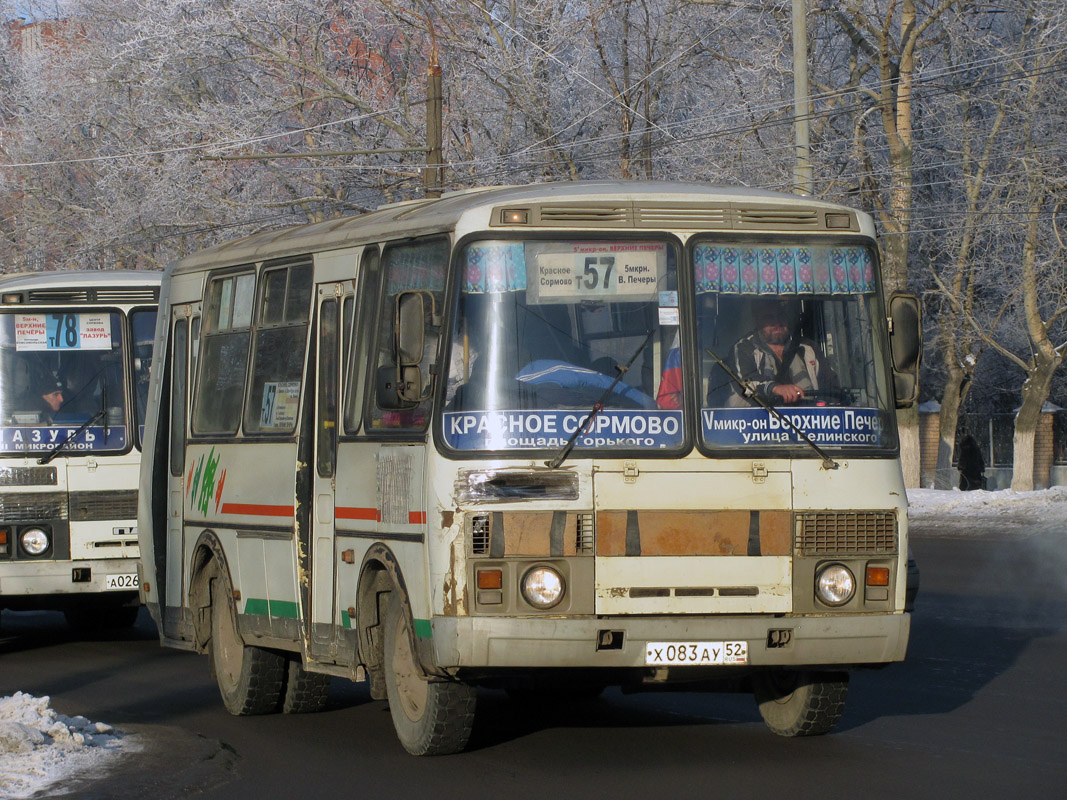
[138, 182, 920, 754]
[0, 270, 159, 630]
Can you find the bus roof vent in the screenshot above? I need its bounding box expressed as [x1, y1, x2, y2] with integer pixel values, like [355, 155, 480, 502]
[94, 288, 160, 304]
[634, 203, 733, 229]
[27, 289, 90, 304]
[537, 204, 632, 226]
[736, 207, 821, 230]
[26, 287, 158, 304]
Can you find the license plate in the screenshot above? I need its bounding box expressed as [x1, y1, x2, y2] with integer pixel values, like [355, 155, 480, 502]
[105, 573, 139, 590]
[645, 641, 748, 666]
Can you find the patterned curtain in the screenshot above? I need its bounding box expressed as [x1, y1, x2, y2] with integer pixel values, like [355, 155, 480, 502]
[694, 244, 876, 294]
[461, 242, 528, 293]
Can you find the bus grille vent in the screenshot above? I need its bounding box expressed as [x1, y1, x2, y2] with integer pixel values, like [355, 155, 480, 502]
[27, 289, 90, 303]
[69, 490, 138, 522]
[633, 204, 731, 228]
[0, 492, 68, 521]
[737, 208, 820, 229]
[538, 205, 631, 225]
[0, 466, 57, 486]
[26, 287, 159, 304]
[576, 513, 595, 554]
[794, 511, 897, 555]
[470, 514, 490, 555]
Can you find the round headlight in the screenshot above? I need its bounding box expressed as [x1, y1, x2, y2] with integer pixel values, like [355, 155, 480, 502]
[815, 564, 855, 606]
[521, 566, 565, 610]
[20, 527, 50, 556]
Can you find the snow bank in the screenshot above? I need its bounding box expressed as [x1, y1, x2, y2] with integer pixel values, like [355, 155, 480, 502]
[0, 692, 133, 799]
[908, 486, 1067, 517]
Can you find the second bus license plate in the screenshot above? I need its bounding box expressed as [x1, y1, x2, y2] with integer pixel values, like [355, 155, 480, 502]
[645, 641, 748, 666]
[105, 573, 139, 590]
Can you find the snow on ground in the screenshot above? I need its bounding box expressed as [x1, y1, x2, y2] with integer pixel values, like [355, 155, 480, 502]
[908, 485, 1067, 517]
[907, 486, 1067, 536]
[0, 692, 135, 799]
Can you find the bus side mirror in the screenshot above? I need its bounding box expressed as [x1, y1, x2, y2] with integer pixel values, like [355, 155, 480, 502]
[395, 291, 427, 367]
[888, 293, 921, 408]
[376, 365, 422, 410]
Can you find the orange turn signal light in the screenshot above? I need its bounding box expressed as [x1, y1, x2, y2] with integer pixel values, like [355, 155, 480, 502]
[866, 566, 890, 587]
[477, 569, 503, 590]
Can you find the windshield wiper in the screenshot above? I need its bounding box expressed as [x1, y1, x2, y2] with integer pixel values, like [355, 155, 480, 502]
[546, 329, 656, 470]
[37, 408, 105, 465]
[705, 347, 839, 470]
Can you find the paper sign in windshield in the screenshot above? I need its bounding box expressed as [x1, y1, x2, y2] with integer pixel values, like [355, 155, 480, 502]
[702, 407, 883, 446]
[14, 313, 112, 351]
[443, 409, 684, 451]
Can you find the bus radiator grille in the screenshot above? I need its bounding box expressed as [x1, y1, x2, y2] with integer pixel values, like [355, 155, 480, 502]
[68, 490, 138, 522]
[0, 491, 68, 521]
[794, 511, 897, 556]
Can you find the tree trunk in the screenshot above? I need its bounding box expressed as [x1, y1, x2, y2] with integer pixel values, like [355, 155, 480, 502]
[934, 364, 969, 489]
[1011, 365, 1055, 492]
[898, 405, 920, 489]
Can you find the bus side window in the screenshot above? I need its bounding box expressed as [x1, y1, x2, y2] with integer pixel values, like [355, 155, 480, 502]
[368, 238, 448, 431]
[344, 248, 380, 435]
[192, 270, 255, 435]
[244, 260, 314, 435]
[317, 298, 339, 477]
[169, 319, 188, 477]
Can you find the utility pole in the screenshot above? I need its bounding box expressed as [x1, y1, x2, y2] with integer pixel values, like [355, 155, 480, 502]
[792, 0, 813, 196]
[424, 60, 444, 199]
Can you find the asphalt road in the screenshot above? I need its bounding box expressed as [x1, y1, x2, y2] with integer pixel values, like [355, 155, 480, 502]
[2, 517, 1065, 799]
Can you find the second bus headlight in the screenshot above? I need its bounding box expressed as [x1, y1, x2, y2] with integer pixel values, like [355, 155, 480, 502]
[521, 566, 565, 610]
[20, 527, 50, 556]
[815, 564, 855, 606]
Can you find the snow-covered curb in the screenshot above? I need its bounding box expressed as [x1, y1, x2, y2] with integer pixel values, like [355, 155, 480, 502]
[908, 486, 1067, 517]
[0, 692, 135, 799]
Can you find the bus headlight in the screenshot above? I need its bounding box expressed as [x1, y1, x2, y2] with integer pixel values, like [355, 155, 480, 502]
[521, 566, 565, 610]
[20, 527, 50, 556]
[815, 564, 855, 606]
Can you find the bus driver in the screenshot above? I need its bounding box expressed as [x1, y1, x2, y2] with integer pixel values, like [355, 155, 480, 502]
[721, 297, 835, 407]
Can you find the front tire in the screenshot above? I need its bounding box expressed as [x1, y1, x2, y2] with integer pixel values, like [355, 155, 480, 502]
[383, 592, 475, 755]
[753, 669, 848, 737]
[209, 572, 285, 715]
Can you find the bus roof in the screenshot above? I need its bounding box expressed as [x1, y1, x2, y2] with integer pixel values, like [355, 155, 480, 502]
[169, 181, 874, 275]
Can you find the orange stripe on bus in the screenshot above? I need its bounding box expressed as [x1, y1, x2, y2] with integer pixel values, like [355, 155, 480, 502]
[409, 511, 427, 524]
[336, 507, 380, 522]
[220, 503, 295, 518]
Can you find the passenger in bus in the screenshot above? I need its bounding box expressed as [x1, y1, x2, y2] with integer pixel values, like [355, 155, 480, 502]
[719, 297, 835, 407]
[24, 374, 67, 424]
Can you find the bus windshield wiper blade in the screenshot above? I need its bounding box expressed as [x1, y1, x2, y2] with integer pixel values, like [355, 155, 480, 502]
[705, 347, 838, 470]
[546, 329, 656, 470]
[37, 409, 105, 466]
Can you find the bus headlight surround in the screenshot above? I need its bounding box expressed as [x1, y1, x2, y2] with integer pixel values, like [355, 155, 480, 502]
[815, 563, 855, 607]
[20, 527, 50, 557]
[521, 565, 566, 610]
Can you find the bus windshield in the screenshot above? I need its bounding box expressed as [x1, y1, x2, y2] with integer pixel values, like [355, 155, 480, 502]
[0, 310, 129, 454]
[441, 239, 684, 454]
[695, 240, 896, 452]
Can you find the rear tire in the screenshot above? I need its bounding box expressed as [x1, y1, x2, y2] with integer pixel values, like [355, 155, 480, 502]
[383, 592, 475, 755]
[754, 669, 848, 736]
[280, 655, 331, 714]
[209, 573, 285, 715]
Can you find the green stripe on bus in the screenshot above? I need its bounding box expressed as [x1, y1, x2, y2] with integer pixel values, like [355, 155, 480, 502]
[341, 612, 352, 629]
[413, 619, 432, 639]
[243, 598, 300, 619]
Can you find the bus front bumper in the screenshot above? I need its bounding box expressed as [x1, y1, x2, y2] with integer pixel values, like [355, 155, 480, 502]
[431, 612, 910, 669]
[0, 557, 140, 598]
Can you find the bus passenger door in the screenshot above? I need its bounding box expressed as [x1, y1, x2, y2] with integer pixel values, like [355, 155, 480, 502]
[308, 282, 350, 661]
[163, 307, 197, 640]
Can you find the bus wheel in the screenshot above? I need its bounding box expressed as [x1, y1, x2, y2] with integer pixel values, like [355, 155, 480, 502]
[279, 655, 331, 714]
[753, 669, 848, 737]
[383, 592, 475, 756]
[210, 575, 285, 715]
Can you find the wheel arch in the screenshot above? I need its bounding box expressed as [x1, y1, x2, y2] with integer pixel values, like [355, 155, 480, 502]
[188, 529, 232, 654]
